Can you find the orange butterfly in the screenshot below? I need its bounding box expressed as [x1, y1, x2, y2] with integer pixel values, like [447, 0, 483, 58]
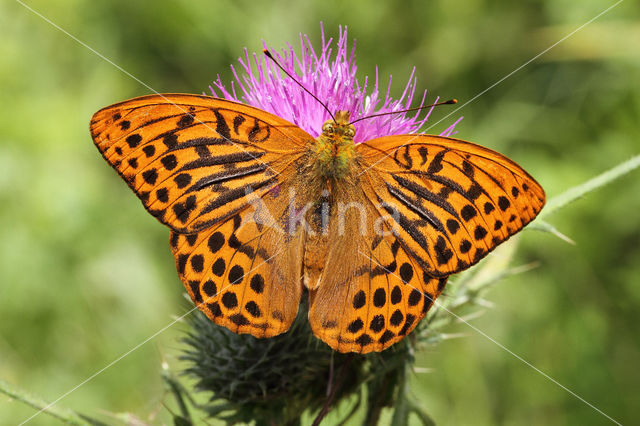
[90, 93, 545, 353]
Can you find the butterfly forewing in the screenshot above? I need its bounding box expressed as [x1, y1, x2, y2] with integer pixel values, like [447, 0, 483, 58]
[356, 135, 545, 277]
[90, 94, 311, 233]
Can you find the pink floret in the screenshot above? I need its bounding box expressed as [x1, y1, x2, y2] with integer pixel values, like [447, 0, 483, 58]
[210, 24, 460, 143]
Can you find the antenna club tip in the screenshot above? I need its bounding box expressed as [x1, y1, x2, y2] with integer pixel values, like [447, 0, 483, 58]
[263, 49, 273, 58]
[449, 99, 458, 104]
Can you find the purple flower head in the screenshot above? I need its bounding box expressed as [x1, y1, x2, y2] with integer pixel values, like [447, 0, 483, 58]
[210, 24, 461, 143]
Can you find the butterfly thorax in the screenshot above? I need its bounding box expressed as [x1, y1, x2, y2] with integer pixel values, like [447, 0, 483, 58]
[312, 110, 357, 180]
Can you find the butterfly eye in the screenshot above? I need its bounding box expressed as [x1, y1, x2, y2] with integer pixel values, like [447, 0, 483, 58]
[345, 128, 355, 138]
[322, 122, 334, 133]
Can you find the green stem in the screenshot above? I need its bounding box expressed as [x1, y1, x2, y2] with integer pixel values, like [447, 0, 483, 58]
[390, 363, 409, 426]
[161, 369, 192, 422]
[406, 398, 436, 426]
[541, 153, 640, 217]
[0, 378, 102, 425]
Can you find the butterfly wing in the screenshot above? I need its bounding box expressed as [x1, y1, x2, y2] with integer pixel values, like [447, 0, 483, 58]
[169, 199, 305, 337]
[306, 182, 448, 353]
[355, 134, 546, 277]
[90, 94, 310, 233]
[309, 134, 543, 353]
[308, 236, 447, 353]
[90, 94, 313, 336]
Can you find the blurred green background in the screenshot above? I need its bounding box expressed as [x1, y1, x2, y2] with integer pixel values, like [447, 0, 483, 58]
[1, 0, 639, 424]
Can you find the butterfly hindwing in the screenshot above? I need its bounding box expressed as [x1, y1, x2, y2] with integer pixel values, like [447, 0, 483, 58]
[90, 94, 310, 233]
[356, 135, 545, 277]
[304, 182, 448, 353]
[308, 237, 447, 353]
[170, 191, 305, 337]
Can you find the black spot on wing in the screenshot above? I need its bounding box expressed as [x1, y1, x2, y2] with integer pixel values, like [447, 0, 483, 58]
[161, 154, 178, 170]
[498, 196, 510, 211]
[229, 313, 250, 326]
[245, 301, 261, 318]
[203, 280, 217, 297]
[188, 280, 201, 303]
[173, 195, 197, 223]
[143, 145, 155, 157]
[418, 146, 428, 165]
[393, 145, 413, 169]
[126, 134, 141, 148]
[213, 109, 231, 140]
[174, 173, 192, 189]
[373, 288, 386, 307]
[390, 309, 404, 326]
[461, 205, 477, 221]
[250, 274, 265, 293]
[391, 286, 402, 304]
[233, 115, 246, 134]
[484, 202, 495, 214]
[462, 160, 474, 177]
[408, 289, 421, 306]
[142, 169, 158, 185]
[399, 262, 414, 284]
[434, 236, 453, 265]
[195, 145, 211, 158]
[208, 302, 222, 317]
[221, 292, 238, 309]
[379, 330, 395, 344]
[177, 114, 195, 128]
[355, 334, 373, 345]
[247, 118, 271, 142]
[348, 319, 363, 333]
[369, 315, 385, 333]
[190, 254, 204, 272]
[163, 133, 178, 149]
[353, 291, 366, 309]
[426, 150, 446, 174]
[399, 314, 416, 335]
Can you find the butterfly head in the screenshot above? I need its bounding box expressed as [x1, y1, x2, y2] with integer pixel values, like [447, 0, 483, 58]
[321, 110, 355, 142]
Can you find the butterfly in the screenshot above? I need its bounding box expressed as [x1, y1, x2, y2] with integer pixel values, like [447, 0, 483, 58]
[90, 93, 545, 353]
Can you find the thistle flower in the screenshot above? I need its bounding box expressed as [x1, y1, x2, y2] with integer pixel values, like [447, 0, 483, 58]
[210, 24, 461, 143]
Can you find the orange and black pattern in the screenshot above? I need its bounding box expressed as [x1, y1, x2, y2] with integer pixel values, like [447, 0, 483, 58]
[90, 94, 545, 353]
[357, 136, 545, 277]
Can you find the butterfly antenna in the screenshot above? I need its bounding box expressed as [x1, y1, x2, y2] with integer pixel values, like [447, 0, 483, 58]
[263, 49, 336, 122]
[349, 98, 457, 125]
